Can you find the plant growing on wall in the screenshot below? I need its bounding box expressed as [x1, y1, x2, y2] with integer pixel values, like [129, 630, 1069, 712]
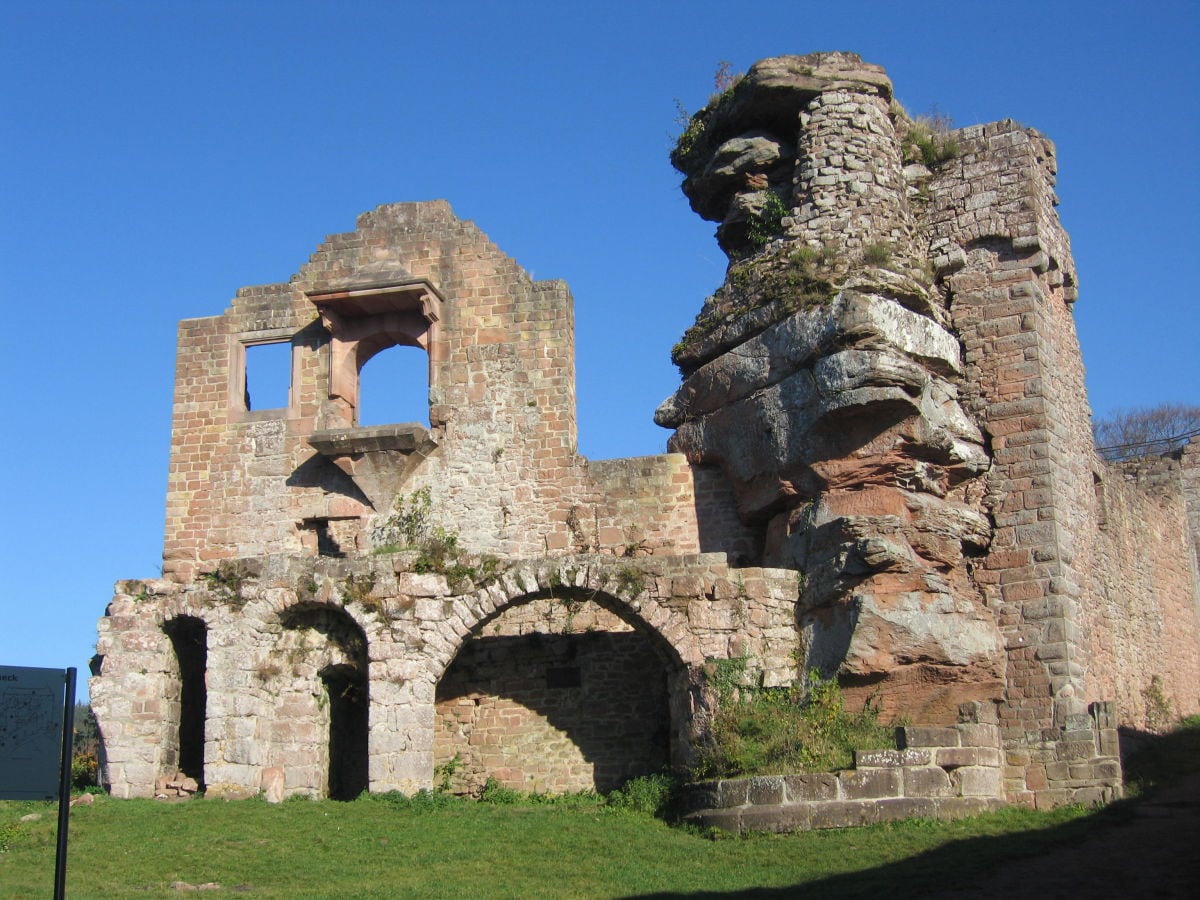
[670, 63, 744, 174]
[670, 243, 837, 375]
[1143, 675, 1176, 733]
[745, 191, 790, 250]
[693, 667, 896, 778]
[200, 561, 251, 607]
[341, 573, 382, 615]
[896, 108, 959, 168]
[613, 565, 646, 597]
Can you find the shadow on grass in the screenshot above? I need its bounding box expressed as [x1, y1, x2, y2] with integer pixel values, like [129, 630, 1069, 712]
[629, 722, 1200, 900]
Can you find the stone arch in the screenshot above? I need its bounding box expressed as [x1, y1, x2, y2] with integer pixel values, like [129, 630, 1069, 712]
[427, 562, 704, 793]
[426, 562, 704, 682]
[273, 601, 371, 799]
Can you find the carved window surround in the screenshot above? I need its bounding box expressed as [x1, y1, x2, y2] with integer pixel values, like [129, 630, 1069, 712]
[307, 279, 447, 421]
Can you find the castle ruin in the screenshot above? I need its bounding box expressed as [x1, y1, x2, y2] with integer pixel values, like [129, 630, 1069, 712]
[91, 53, 1200, 817]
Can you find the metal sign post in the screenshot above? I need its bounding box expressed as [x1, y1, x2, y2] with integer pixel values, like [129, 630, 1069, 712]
[0, 665, 77, 899]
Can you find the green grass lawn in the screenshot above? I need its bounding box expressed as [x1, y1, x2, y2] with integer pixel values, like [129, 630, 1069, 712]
[0, 793, 1096, 899]
[5, 720, 1195, 899]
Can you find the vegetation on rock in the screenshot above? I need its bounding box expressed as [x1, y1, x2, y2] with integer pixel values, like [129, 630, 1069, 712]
[896, 108, 960, 168]
[671, 244, 837, 374]
[692, 664, 897, 778]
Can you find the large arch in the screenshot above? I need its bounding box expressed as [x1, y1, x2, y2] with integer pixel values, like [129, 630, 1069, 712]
[425, 563, 705, 794]
[424, 563, 705, 680]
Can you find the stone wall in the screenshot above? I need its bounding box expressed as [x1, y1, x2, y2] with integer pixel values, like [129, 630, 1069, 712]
[682, 711, 1011, 833]
[1086, 449, 1200, 726]
[162, 202, 703, 585]
[93, 555, 800, 799]
[663, 51, 1200, 809]
[684, 700, 1120, 831]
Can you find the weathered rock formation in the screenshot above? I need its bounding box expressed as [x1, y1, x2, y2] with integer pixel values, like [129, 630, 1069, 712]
[659, 53, 1002, 719]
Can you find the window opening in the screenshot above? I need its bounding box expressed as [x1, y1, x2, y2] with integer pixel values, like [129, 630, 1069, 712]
[300, 517, 358, 557]
[244, 341, 291, 411]
[1094, 472, 1108, 530]
[358, 343, 429, 427]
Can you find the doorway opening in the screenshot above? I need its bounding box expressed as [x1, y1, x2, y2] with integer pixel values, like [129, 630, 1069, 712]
[163, 616, 208, 786]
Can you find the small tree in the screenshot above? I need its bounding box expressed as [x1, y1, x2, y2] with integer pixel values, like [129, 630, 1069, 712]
[1093, 403, 1200, 461]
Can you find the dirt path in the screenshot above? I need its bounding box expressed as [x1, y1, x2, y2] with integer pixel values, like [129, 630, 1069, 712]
[932, 774, 1200, 898]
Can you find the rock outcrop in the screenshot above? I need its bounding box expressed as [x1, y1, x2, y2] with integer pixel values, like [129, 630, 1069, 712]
[660, 53, 1004, 718]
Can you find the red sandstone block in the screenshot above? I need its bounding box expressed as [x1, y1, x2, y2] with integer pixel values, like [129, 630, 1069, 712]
[1002, 580, 1046, 602]
[986, 549, 1031, 570]
[900, 726, 960, 749]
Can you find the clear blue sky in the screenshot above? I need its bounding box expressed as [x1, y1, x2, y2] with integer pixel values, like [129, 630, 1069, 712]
[2, 1, 1197, 689]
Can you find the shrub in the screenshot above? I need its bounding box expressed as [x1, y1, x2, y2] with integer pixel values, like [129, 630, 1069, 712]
[862, 242, 893, 267]
[692, 669, 896, 779]
[1143, 675, 1176, 733]
[605, 772, 681, 818]
[72, 750, 99, 789]
[746, 192, 789, 249]
[478, 777, 523, 805]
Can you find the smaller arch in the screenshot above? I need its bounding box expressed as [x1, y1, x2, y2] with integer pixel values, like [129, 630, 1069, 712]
[277, 602, 371, 800]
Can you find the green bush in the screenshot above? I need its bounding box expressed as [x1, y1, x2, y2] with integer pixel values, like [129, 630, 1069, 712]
[746, 192, 789, 249]
[72, 750, 99, 789]
[692, 669, 896, 779]
[605, 772, 681, 818]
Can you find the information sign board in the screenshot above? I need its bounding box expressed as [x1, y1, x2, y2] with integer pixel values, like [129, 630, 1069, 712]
[0, 665, 68, 801]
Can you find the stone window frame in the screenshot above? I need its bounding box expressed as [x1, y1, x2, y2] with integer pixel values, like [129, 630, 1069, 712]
[308, 279, 446, 429]
[229, 328, 298, 422]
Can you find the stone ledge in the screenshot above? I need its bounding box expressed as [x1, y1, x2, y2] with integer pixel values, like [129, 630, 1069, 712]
[309, 423, 430, 456]
[682, 717, 1008, 833]
[684, 795, 1008, 834]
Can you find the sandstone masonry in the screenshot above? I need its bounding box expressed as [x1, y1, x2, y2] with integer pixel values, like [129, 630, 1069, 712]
[92, 53, 1200, 818]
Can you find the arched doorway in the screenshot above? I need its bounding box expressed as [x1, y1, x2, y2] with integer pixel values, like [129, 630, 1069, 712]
[434, 590, 676, 794]
[278, 604, 370, 800]
[162, 616, 208, 787]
